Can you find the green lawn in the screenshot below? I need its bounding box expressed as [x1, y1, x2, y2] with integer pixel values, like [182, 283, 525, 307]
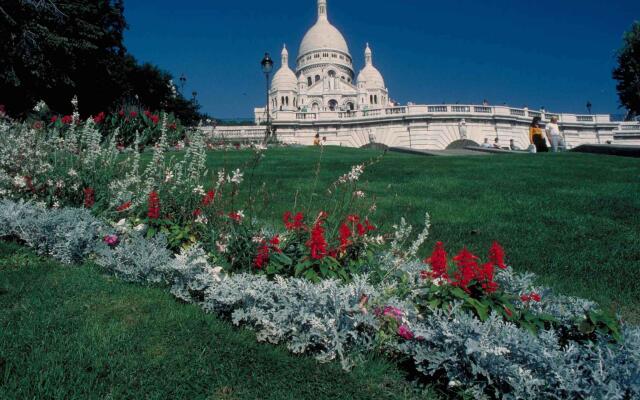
[200, 147, 640, 322]
[0, 241, 433, 400]
[2, 147, 638, 399]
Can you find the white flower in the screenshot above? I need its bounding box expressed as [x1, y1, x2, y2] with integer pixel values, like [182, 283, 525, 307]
[164, 169, 174, 183]
[337, 164, 365, 185]
[353, 190, 365, 198]
[134, 224, 146, 232]
[211, 266, 224, 282]
[216, 169, 226, 188]
[252, 235, 265, 243]
[116, 219, 127, 227]
[13, 175, 26, 188]
[33, 100, 48, 113]
[193, 185, 205, 196]
[71, 95, 78, 108]
[230, 169, 244, 184]
[374, 235, 385, 245]
[195, 215, 209, 225]
[52, 201, 61, 209]
[68, 168, 78, 177]
[56, 180, 65, 189]
[216, 241, 228, 253]
[237, 210, 245, 219]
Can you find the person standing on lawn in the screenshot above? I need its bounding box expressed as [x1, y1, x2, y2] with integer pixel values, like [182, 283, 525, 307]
[546, 116, 563, 152]
[529, 116, 548, 152]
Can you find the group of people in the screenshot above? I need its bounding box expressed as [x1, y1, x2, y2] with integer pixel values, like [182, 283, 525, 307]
[481, 116, 565, 153]
[529, 116, 564, 153]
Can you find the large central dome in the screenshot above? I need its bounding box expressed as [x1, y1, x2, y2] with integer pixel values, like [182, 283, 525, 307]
[298, 0, 350, 56]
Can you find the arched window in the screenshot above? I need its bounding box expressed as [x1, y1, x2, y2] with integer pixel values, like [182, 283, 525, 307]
[286, 97, 289, 106]
[315, 75, 320, 82]
[370, 95, 373, 104]
[281, 96, 285, 106]
[374, 95, 378, 104]
[346, 102, 355, 111]
[328, 70, 336, 78]
[328, 99, 338, 111]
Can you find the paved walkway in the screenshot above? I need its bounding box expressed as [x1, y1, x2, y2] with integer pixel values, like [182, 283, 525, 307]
[390, 146, 519, 157]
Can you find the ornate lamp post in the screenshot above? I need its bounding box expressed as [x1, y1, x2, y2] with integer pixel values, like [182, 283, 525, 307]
[179, 74, 187, 93]
[261, 52, 274, 143]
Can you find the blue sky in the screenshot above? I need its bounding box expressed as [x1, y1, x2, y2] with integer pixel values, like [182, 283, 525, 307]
[124, 0, 640, 118]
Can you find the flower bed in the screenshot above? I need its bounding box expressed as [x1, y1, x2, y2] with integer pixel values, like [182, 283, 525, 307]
[1, 106, 639, 398]
[1, 200, 638, 399]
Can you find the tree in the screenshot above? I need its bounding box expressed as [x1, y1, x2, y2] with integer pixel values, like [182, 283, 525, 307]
[613, 22, 640, 118]
[0, 0, 203, 122]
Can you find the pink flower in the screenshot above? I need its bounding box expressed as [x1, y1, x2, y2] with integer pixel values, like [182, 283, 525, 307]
[103, 234, 120, 247]
[397, 324, 414, 340]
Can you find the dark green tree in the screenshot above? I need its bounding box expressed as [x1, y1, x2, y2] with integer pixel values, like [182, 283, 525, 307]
[613, 22, 640, 118]
[0, 0, 203, 122]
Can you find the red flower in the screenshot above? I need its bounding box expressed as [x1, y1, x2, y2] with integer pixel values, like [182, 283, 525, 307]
[169, 122, 177, 130]
[489, 242, 507, 269]
[33, 121, 44, 130]
[202, 190, 216, 206]
[522, 292, 541, 303]
[425, 241, 449, 280]
[504, 305, 513, 318]
[347, 214, 360, 223]
[116, 201, 132, 212]
[83, 187, 95, 209]
[253, 242, 270, 269]
[356, 223, 366, 237]
[130, 111, 138, 118]
[144, 110, 152, 118]
[93, 112, 106, 124]
[147, 191, 161, 219]
[150, 114, 160, 125]
[306, 220, 328, 260]
[61, 115, 73, 125]
[283, 211, 304, 230]
[50, 115, 59, 123]
[192, 208, 202, 217]
[118, 110, 125, 117]
[270, 235, 282, 253]
[339, 223, 352, 250]
[228, 212, 243, 222]
[364, 219, 376, 232]
[451, 248, 479, 292]
[397, 324, 415, 340]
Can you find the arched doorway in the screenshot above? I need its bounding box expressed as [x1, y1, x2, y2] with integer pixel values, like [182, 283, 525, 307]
[311, 103, 319, 112]
[345, 102, 355, 111]
[328, 99, 338, 111]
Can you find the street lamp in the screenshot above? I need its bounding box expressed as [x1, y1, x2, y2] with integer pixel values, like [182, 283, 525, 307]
[261, 52, 274, 143]
[179, 74, 187, 93]
[586, 101, 592, 114]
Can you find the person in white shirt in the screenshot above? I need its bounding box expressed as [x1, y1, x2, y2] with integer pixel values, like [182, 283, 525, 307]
[545, 117, 564, 152]
[481, 138, 492, 148]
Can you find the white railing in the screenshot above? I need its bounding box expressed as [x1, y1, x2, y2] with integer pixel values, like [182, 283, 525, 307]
[261, 104, 615, 125]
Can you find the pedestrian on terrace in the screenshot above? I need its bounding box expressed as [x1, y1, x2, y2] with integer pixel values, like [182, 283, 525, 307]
[529, 117, 548, 153]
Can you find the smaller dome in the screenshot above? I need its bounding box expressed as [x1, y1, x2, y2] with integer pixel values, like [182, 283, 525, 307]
[357, 44, 385, 89]
[272, 69, 297, 91]
[272, 44, 298, 91]
[357, 66, 385, 89]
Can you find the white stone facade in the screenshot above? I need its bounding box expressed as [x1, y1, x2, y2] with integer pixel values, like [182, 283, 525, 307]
[229, 0, 629, 150]
[267, 0, 390, 115]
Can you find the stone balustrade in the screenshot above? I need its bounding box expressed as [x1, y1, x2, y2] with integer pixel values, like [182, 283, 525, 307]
[263, 104, 615, 126]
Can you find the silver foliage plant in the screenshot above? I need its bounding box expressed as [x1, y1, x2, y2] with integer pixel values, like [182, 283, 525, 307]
[0, 199, 639, 398]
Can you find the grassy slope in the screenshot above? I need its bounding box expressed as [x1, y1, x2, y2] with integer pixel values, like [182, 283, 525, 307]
[0, 241, 434, 400]
[201, 147, 640, 322]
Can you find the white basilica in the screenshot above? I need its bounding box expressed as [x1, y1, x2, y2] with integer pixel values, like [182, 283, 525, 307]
[269, 0, 390, 114]
[233, 0, 635, 149]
